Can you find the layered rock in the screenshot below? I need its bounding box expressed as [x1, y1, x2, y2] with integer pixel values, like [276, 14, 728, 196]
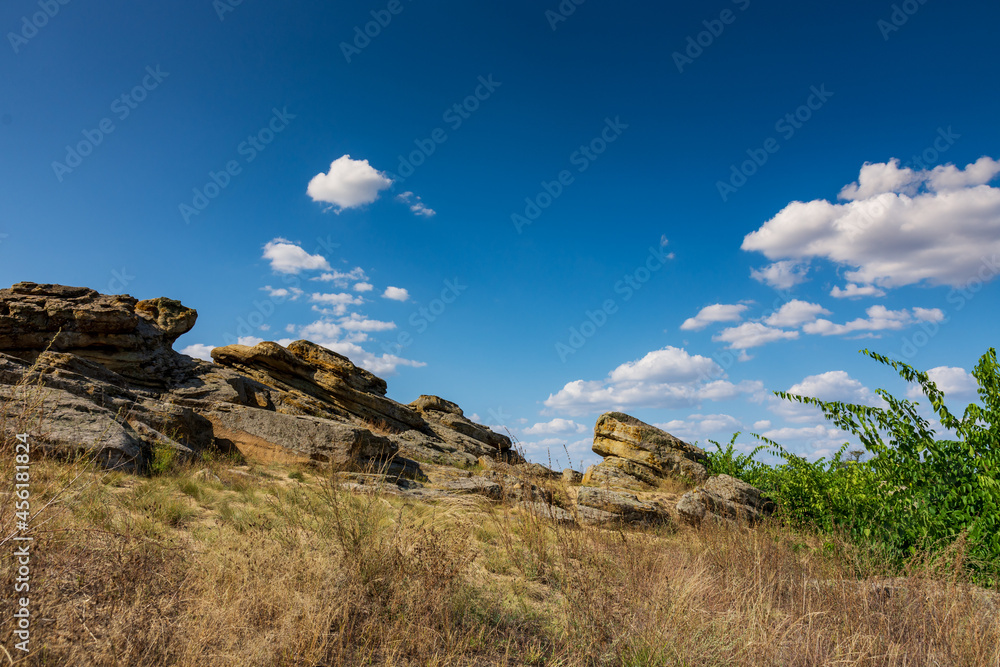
[0, 282, 511, 474]
[0, 283, 197, 388]
[583, 412, 709, 489]
[676, 474, 776, 526]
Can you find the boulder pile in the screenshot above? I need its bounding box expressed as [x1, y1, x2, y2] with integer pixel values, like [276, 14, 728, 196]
[0, 281, 776, 529]
[0, 282, 511, 473]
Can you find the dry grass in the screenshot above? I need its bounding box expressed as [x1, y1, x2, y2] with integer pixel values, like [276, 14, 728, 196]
[0, 380, 998, 665]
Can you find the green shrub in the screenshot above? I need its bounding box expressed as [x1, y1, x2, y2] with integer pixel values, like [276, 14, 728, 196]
[710, 347, 1000, 583]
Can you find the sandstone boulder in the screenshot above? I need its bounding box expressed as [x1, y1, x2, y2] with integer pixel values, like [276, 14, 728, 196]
[676, 474, 776, 526]
[0, 282, 198, 387]
[572, 486, 672, 526]
[592, 412, 709, 485]
[205, 405, 397, 467]
[583, 456, 662, 490]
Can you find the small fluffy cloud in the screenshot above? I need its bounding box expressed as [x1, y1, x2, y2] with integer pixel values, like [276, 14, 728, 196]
[743, 157, 1000, 288]
[655, 414, 742, 441]
[830, 283, 886, 299]
[180, 343, 215, 361]
[543, 346, 762, 416]
[802, 305, 944, 336]
[680, 304, 748, 331]
[714, 322, 799, 350]
[290, 318, 424, 376]
[307, 155, 394, 212]
[764, 300, 831, 327]
[337, 313, 396, 333]
[313, 267, 368, 287]
[310, 292, 364, 316]
[523, 419, 588, 435]
[262, 285, 304, 300]
[906, 366, 978, 400]
[353, 282, 373, 292]
[608, 346, 719, 383]
[262, 238, 331, 274]
[771, 370, 883, 423]
[382, 286, 409, 302]
[750, 260, 810, 290]
[396, 191, 436, 217]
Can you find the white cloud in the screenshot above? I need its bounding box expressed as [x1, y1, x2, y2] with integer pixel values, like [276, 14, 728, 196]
[608, 346, 719, 383]
[337, 313, 396, 333]
[237, 335, 264, 347]
[830, 283, 886, 299]
[543, 346, 762, 416]
[309, 292, 364, 316]
[396, 191, 436, 217]
[655, 414, 742, 441]
[523, 418, 588, 435]
[382, 286, 409, 302]
[680, 303, 748, 331]
[714, 322, 798, 349]
[771, 370, 883, 423]
[262, 238, 331, 274]
[313, 267, 368, 287]
[802, 305, 944, 336]
[289, 319, 424, 376]
[353, 282, 374, 292]
[750, 260, 810, 290]
[743, 157, 1000, 289]
[180, 343, 215, 361]
[307, 155, 394, 212]
[906, 366, 978, 400]
[262, 285, 304, 300]
[760, 424, 853, 457]
[764, 300, 831, 327]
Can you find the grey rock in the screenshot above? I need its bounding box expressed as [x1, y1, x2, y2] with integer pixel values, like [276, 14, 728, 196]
[592, 412, 708, 483]
[676, 474, 776, 526]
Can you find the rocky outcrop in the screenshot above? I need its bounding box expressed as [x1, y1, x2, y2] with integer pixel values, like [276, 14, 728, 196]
[0, 283, 200, 388]
[572, 487, 672, 526]
[0, 283, 508, 473]
[0, 282, 778, 535]
[676, 474, 776, 526]
[583, 412, 709, 489]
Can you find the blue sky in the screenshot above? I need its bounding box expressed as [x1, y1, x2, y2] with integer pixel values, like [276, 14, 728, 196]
[2, 0, 999, 469]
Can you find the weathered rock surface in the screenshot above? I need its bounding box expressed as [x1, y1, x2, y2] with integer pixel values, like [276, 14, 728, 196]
[0, 283, 779, 534]
[676, 474, 777, 526]
[573, 486, 672, 526]
[205, 405, 397, 466]
[0, 283, 198, 388]
[592, 412, 709, 484]
[583, 456, 662, 490]
[0, 283, 509, 473]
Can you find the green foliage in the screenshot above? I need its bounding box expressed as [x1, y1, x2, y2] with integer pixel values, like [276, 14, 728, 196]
[709, 347, 1000, 582]
[149, 441, 179, 476]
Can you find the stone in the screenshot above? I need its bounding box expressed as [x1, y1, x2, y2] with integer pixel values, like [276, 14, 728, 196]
[592, 412, 709, 483]
[0, 282, 198, 387]
[676, 474, 776, 526]
[205, 405, 397, 468]
[573, 486, 671, 526]
[517, 501, 576, 524]
[582, 456, 661, 490]
[439, 476, 503, 501]
[562, 468, 583, 484]
[211, 341, 423, 431]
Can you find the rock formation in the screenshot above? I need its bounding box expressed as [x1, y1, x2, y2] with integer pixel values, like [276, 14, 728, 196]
[676, 474, 777, 526]
[0, 282, 776, 531]
[583, 412, 709, 489]
[0, 282, 509, 473]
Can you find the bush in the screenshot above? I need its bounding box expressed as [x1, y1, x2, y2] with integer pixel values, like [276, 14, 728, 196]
[709, 347, 1000, 583]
